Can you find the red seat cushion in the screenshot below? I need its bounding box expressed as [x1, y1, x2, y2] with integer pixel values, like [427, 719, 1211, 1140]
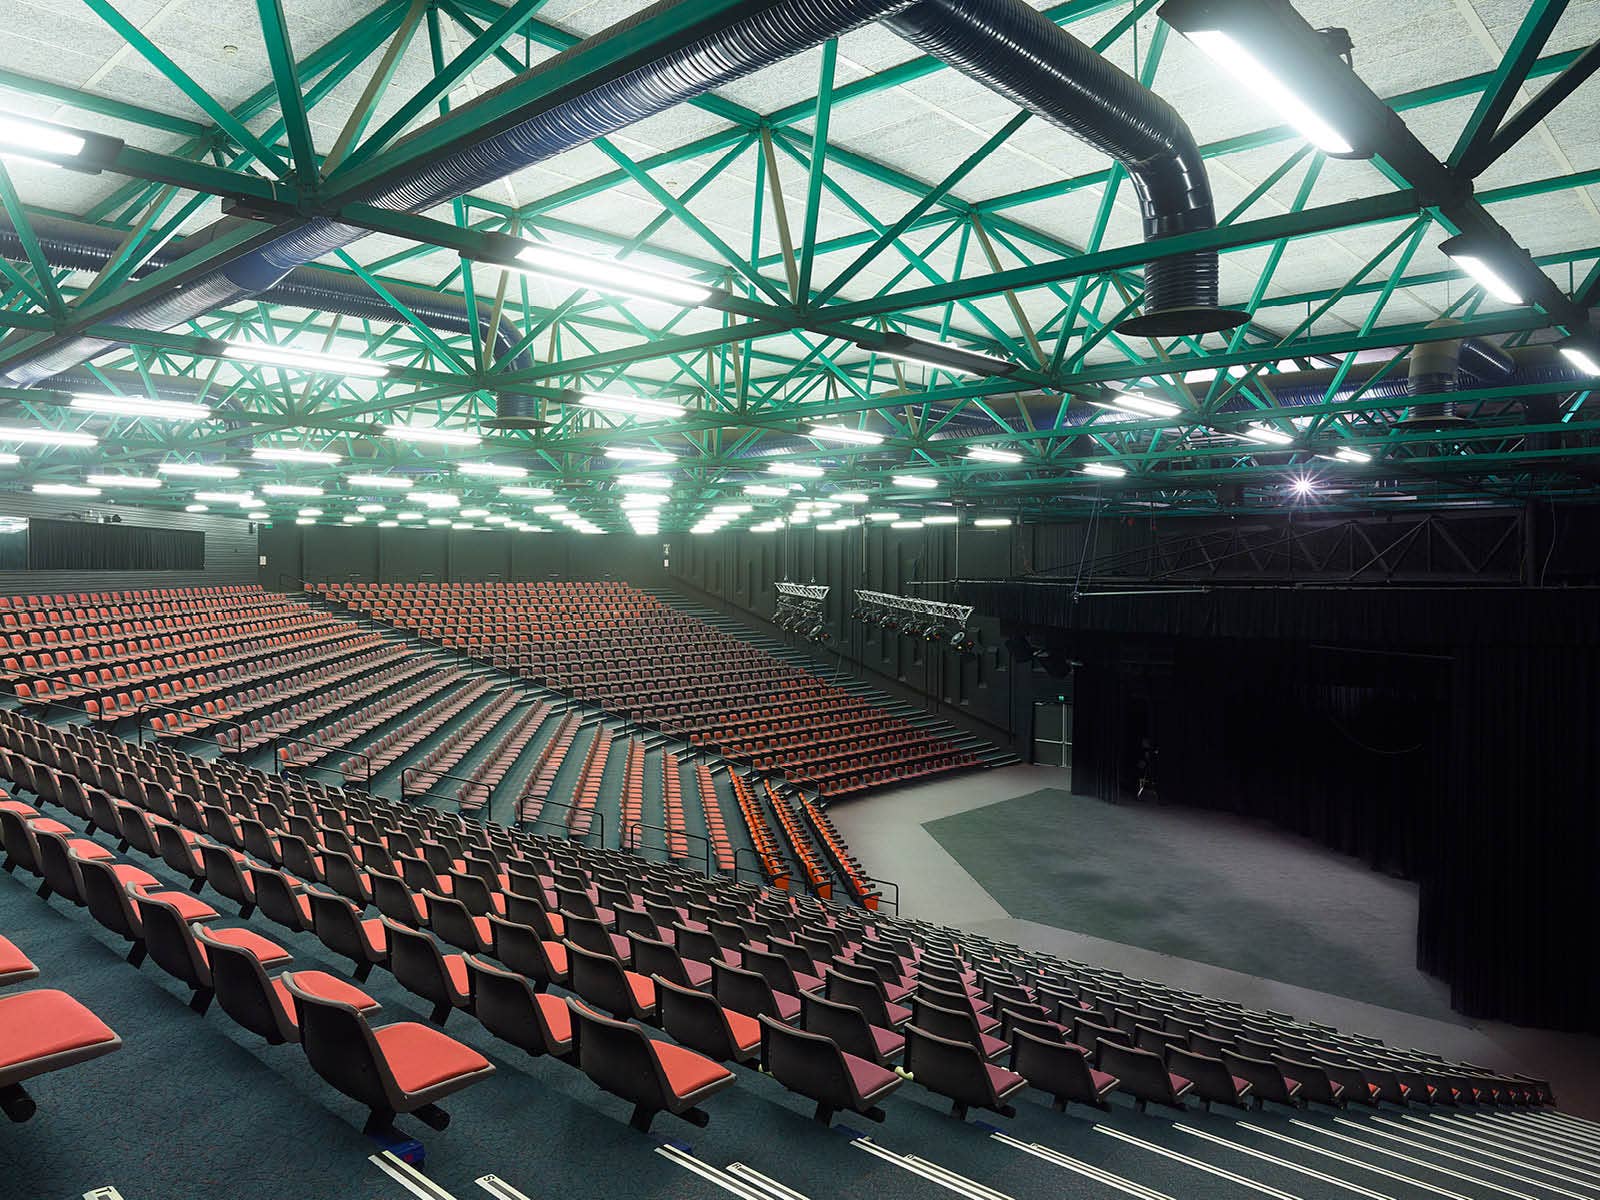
[682, 958, 713, 989]
[273, 971, 377, 1025]
[773, 990, 801, 1022]
[109, 864, 158, 889]
[444, 955, 469, 998]
[471, 916, 492, 945]
[0, 936, 37, 983]
[148, 888, 220, 923]
[652, 1040, 732, 1098]
[25, 818, 71, 836]
[374, 1022, 490, 1094]
[204, 927, 291, 967]
[546, 913, 565, 937]
[543, 941, 568, 975]
[869, 1024, 906, 1059]
[984, 1062, 1027, 1098]
[1091, 1067, 1119, 1094]
[535, 992, 573, 1043]
[0, 989, 117, 1072]
[624, 970, 657, 1011]
[724, 1007, 761, 1053]
[844, 1050, 900, 1100]
[66, 838, 114, 862]
[360, 918, 387, 956]
[0, 800, 38, 816]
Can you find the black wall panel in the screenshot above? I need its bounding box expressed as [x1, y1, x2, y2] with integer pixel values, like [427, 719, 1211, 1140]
[0, 492, 256, 594]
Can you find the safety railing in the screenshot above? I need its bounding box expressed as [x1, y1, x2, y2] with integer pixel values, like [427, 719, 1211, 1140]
[731, 844, 775, 889]
[272, 737, 377, 792]
[133, 699, 245, 752]
[518, 796, 605, 846]
[855, 875, 900, 916]
[623, 820, 712, 878]
[400, 766, 491, 813]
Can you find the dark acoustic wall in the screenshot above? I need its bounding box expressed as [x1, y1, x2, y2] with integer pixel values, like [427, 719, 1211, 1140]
[259, 523, 668, 589]
[0, 492, 257, 595]
[670, 524, 1070, 749]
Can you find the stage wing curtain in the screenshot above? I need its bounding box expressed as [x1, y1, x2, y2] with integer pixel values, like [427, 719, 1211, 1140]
[28, 518, 204, 571]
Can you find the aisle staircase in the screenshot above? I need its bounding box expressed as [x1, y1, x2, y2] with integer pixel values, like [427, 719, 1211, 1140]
[640, 586, 1022, 773]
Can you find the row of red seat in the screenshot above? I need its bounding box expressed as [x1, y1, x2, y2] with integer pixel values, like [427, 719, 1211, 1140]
[695, 763, 736, 872]
[618, 739, 645, 851]
[278, 667, 466, 770]
[661, 753, 688, 861]
[567, 728, 614, 838]
[516, 713, 580, 823]
[405, 691, 519, 807]
[342, 677, 492, 781]
[449, 701, 551, 812]
[730, 772, 788, 890]
[803, 801, 879, 909]
[763, 781, 831, 898]
[0, 584, 256, 610]
[216, 645, 418, 753]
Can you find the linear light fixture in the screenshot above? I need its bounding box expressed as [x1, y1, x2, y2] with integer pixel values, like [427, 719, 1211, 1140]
[830, 492, 869, 504]
[86, 474, 161, 489]
[1332, 447, 1372, 464]
[1557, 337, 1600, 376]
[965, 447, 1023, 464]
[891, 474, 937, 489]
[253, 447, 340, 465]
[859, 332, 1016, 377]
[1112, 392, 1184, 419]
[616, 473, 672, 490]
[426, 517, 451, 526]
[33, 483, 100, 496]
[297, 508, 324, 517]
[411, 490, 460, 508]
[744, 484, 791, 498]
[604, 447, 676, 464]
[1438, 235, 1523, 305]
[1081, 462, 1128, 478]
[262, 484, 323, 497]
[0, 424, 96, 446]
[1160, 0, 1360, 156]
[865, 512, 901, 522]
[0, 453, 17, 466]
[890, 520, 925, 530]
[460, 508, 490, 518]
[513, 243, 713, 306]
[456, 462, 527, 478]
[396, 511, 424, 521]
[768, 463, 824, 479]
[186, 504, 209, 513]
[224, 340, 390, 378]
[1242, 422, 1295, 447]
[577, 392, 686, 420]
[194, 490, 258, 504]
[807, 423, 884, 446]
[382, 424, 481, 446]
[0, 111, 122, 172]
[378, 520, 398, 528]
[973, 517, 1012, 528]
[158, 462, 237, 479]
[71, 393, 210, 421]
[247, 510, 270, 520]
[343, 515, 366, 524]
[294, 517, 313, 525]
[499, 485, 555, 499]
[346, 473, 413, 489]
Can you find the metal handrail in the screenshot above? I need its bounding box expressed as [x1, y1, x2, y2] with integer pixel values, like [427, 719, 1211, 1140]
[272, 735, 376, 791]
[521, 796, 605, 845]
[401, 765, 491, 812]
[624, 820, 712, 878]
[856, 875, 900, 915]
[731, 844, 774, 888]
[133, 699, 245, 751]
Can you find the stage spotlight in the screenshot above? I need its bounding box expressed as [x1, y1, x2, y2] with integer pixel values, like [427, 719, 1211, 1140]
[899, 616, 920, 636]
[949, 629, 978, 653]
[878, 611, 898, 630]
[923, 624, 944, 643]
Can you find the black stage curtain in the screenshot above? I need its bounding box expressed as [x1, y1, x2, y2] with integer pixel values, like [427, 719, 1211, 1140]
[994, 584, 1600, 1033]
[28, 518, 204, 571]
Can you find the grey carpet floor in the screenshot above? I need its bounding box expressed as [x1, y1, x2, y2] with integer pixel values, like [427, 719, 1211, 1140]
[923, 788, 1457, 1020]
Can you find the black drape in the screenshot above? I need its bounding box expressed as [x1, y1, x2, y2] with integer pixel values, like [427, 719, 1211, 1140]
[28, 518, 204, 571]
[974, 582, 1600, 1033]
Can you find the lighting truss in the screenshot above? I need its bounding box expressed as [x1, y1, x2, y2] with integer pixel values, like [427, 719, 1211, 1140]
[773, 581, 829, 642]
[775, 583, 830, 602]
[854, 590, 975, 625]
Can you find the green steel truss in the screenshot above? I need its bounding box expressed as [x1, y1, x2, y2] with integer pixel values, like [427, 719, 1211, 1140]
[0, 0, 1595, 527]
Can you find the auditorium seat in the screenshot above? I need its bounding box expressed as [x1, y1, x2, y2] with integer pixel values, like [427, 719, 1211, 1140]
[195, 925, 378, 1046]
[904, 1024, 1028, 1121]
[759, 1014, 903, 1125]
[568, 1000, 734, 1132]
[655, 975, 761, 1065]
[1164, 1045, 1252, 1110]
[0, 988, 122, 1123]
[464, 956, 574, 1060]
[281, 973, 494, 1136]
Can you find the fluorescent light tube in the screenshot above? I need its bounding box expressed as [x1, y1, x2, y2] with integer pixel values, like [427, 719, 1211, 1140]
[1243, 422, 1295, 446]
[33, 483, 100, 496]
[252, 447, 340, 465]
[514, 243, 712, 306]
[456, 462, 526, 478]
[744, 484, 790, 498]
[224, 340, 389, 378]
[1184, 29, 1353, 155]
[865, 512, 901, 522]
[343, 515, 366, 524]
[1559, 344, 1600, 376]
[603, 448, 676, 464]
[831, 492, 869, 504]
[193, 491, 257, 504]
[357, 504, 386, 514]
[1439, 238, 1523, 305]
[297, 508, 324, 517]
[71, 393, 210, 421]
[382, 424, 481, 446]
[158, 462, 238, 478]
[86, 474, 160, 489]
[974, 517, 1012, 527]
[616, 474, 672, 490]
[890, 520, 924, 530]
[923, 514, 959, 525]
[0, 112, 85, 159]
[0, 424, 96, 446]
[262, 484, 323, 497]
[186, 504, 209, 513]
[1333, 447, 1372, 463]
[460, 508, 490, 518]
[396, 511, 424, 521]
[578, 393, 685, 420]
[347, 474, 413, 489]
[500, 485, 554, 498]
[247, 510, 270, 520]
[1112, 392, 1183, 419]
[807, 423, 883, 446]
[768, 463, 824, 479]
[891, 474, 937, 489]
[1081, 462, 1128, 478]
[965, 447, 1022, 464]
